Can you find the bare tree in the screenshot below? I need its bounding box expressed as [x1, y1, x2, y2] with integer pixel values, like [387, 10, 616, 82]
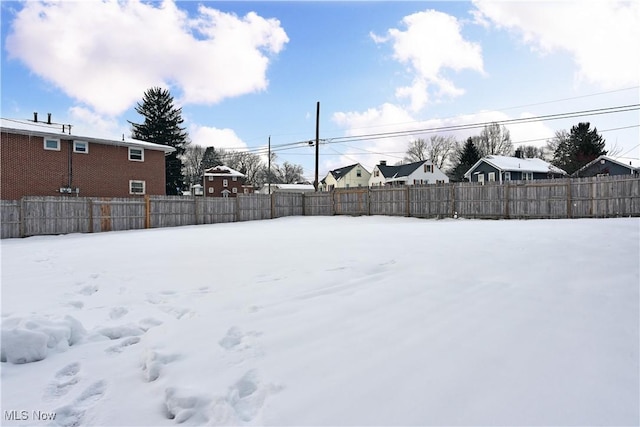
[475, 123, 513, 157]
[181, 144, 206, 187]
[280, 161, 305, 184]
[520, 145, 545, 159]
[544, 129, 569, 162]
[404, 135, 456, 169]
[220, 150, 263, 186]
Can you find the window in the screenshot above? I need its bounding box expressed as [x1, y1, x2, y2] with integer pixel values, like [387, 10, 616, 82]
[424, 164, 432, 173]
[232, 187, 238, 194]
[208, 187, 214, 194]
[436, 180, 445, 184]
[522, 172, 533, 181]
[356, 169, 362, 177]
[129, 180, 145, 195]
[488, 172, 496, 182]
[73, 141, 88, 154]
[208, 176, 213, 181]
[504, 171, 511, 181]
[244, 188, 249, 194]
[44, 138, 60, 151]
[414, 179, 418, 185]
[374, 170, 379, 177]
[346, 184, 350, 188]
[232, 176, 238, 182]
[128, 147, 144, 161]
[477, 173, 485, 184]
[223, 179, 228, 187]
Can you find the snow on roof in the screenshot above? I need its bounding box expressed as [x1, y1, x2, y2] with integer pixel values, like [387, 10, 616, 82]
[274, 184, 315, 191]
[465, 155, 567, 177]
[203, 165, 246, 177]
[1, 118, 175, 153]
[609, 156, 640, 169]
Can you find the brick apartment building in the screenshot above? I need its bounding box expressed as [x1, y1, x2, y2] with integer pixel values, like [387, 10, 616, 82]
[1, 116, 174, 200]
[203, 165, 252, 197]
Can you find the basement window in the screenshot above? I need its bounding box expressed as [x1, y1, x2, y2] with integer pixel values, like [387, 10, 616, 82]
[73, 141, 88, 154]
[44, 138, 60, 151]
[129, 180, 145, 195]
[128, 147, 144, 161]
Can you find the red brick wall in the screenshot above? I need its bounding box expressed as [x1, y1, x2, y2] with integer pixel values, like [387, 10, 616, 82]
[1, 132, 167, 200]
[203, 175, 245, 197]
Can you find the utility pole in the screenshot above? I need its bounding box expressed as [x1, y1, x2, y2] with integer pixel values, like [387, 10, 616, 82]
[315, 101, 320, 191]
[268, 135, 271, 195]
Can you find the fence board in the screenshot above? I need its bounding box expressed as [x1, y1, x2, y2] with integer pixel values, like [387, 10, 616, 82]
[1, 200, 20, 238]
[197, 198, 235, 224]
[333, 189, 369, 216]
[304, 193, 333, 216]
[2, 176, 639, 239]
[22, 197, 90, 236]
[273, 193, 304, 218]
[237, 194, 271, 221]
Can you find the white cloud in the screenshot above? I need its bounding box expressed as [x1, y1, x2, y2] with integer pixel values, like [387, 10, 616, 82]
[5, 0, 289, 116]
[472, 0, 640, 89]
[189, 124, 247, 150]
[371, 9, 484, 111]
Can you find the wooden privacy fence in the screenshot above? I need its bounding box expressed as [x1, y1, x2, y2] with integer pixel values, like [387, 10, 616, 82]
[2, 175, 639, 238]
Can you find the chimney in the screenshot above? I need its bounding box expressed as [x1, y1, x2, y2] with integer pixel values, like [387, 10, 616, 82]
[515, 148, 523, 159]
[380, 160, 387, 166]
[47, 113, 52, 124]
[33, 112, 38, 122]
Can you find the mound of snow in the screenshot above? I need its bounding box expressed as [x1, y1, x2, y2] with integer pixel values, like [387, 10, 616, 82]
[1, 315, 86, 364]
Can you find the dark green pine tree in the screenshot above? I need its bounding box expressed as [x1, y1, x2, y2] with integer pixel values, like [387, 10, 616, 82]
[553, 122, 606, 175]
[450, 137, 481, 182]
[129, 87, 188, 195]
[200, 146, 223, 171]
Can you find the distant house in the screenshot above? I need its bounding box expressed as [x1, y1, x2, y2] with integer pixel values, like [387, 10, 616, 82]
[202, 165, 250, 197]
[369, 160, 449, 187]
[572, 155, 640, 177]
[1, 115, 174, 200]
[464, 155, 567, 183]
[257, 183, 316, 194]
[321, 163, 370, 191]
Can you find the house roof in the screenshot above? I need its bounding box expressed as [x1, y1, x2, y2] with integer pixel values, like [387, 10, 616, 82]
[203, 165, 245, 177]
[574, 155, 640, 175]
[272, 184, 315, 191]
[1, 118, 175, 153]
[464, 155, 567, 178]
[328, 163, 362, 181]
[376, 160, 426, 180]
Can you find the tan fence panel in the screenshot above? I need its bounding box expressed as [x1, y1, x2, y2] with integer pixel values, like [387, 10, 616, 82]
[455, 182, 506, 219]
[410, 185, 452, 218]
[304, 193, 333, 216]
[197, 198, 236, 224]
[237, 194, 271, 222]
[22, 196, 90, 236]
[90, 198, 146, 232]
[507, 180, 568, 219]
[1, 200, 21, 238]
[370, 187, 407, 216]
[274, 193, 304, 218]
[333, 189, 369, 216]
[149, 196, 196, 228]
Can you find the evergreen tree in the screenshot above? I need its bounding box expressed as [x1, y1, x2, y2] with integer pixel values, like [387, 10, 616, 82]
[552, 122, 606, 175]
[200, 146, 223, 171]
[129, 87, 188, 195]
[449, 137, 481, 181]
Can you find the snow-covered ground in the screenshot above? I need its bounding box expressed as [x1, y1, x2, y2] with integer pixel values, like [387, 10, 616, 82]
[1, 216, 638, 426]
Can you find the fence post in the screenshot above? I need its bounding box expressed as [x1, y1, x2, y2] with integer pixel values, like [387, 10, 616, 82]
[504, 183, 510, 219]
[302, 193, 306, 216]
[405, 186, 410, 217]
[144, 195, 151, 228]
[450, 184, 456, 218]
[271, 193, 275, 219]
[88, 198, 94, 233]
[235, 195, 240, 222]
[566, 178, 572, 219]
[19, 197, 25, 238]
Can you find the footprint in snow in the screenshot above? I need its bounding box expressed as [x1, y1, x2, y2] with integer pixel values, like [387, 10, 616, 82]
[104, 336, 141, 355]
[141, 349, 181, 382]
[109, 307, 128, 320]
[43, 362, 81, 401]
[52, 380, 107, 427]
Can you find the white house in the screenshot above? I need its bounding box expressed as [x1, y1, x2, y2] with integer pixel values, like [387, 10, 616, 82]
[369, 160, 449, 187]
[321, 163, 370, 191]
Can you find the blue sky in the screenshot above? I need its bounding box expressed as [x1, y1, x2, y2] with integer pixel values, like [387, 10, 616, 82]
[2, 1, 639, 181]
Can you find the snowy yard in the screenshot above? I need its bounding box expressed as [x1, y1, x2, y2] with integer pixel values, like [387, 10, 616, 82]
[1, 216, 638, 426]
